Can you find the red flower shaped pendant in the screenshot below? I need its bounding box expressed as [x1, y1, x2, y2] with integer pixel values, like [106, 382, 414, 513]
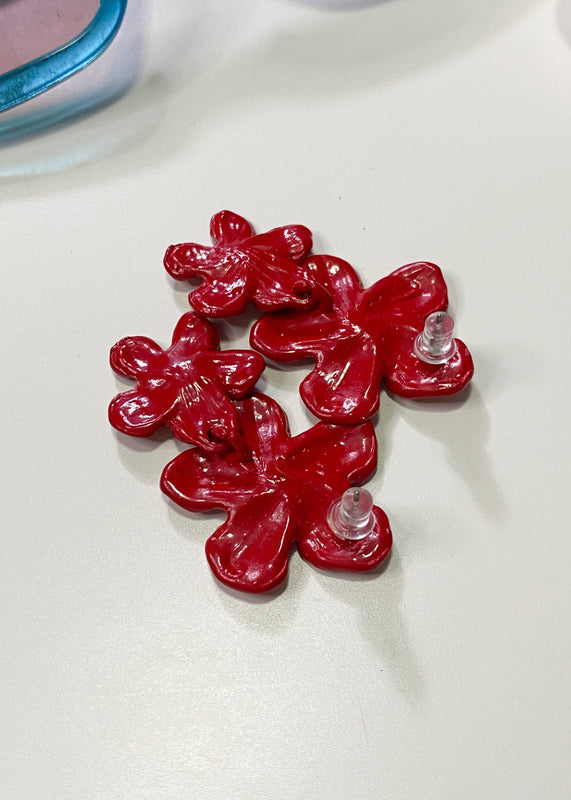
[109, 312, 265, 451]
[251, 255, 474, 424]
[161, 393, 392, 593]
[164, 210, 316, 317]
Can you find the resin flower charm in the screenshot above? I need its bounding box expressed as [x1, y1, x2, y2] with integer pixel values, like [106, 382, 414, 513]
[109, 312, 265, 450]
[161, 393, 392, 593]
[163, 210, 315, 317]
[251, 255, 474, 424]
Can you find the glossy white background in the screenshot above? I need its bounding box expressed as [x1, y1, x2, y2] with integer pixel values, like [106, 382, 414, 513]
[2, 1, 570, 798]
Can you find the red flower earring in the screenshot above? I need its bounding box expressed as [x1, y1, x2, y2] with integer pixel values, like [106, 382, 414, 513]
[251, 255, 473, 424]
[109, 312, 265, 451]
[161, 393, 392, 593]
[163, 209, 316, 317]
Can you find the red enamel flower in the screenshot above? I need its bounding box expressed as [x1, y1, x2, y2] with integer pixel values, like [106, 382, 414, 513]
[163, 210, 315, 317]
[250, 255, 474, 424]
[109, 312, 265, 450]
[160, 393, 392, 593]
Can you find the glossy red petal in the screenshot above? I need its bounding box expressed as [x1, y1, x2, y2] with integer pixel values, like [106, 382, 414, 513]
[250, 311, 341, 360]
[170, 312, 219, 352]
[205, 489, 295, 593]
[248, 224, 312, 263]
[385, 330, 474, 398]
[360, 262, 448, 328]
[299, 329, 384, 423]
[109, 386, 175, 437]
[161, 448, 265, 512]
[188, 264, 252, 317]
[297, 488, 392, 573]
[234, 393, 290, 467]
[196, 350, 265, 398]
[284, 420, 378, 492]
[163, 243, 220, 280]
[304, 255, 363, 314]
[209, 210, 254, 246]
[109, 336, 161, 378]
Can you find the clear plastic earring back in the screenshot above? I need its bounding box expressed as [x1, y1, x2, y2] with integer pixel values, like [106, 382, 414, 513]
[328, 487, 376, 541]
[414, 311, 457, 364]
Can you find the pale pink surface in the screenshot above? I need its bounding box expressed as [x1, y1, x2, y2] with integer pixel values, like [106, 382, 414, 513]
[0, 0, 100, 73]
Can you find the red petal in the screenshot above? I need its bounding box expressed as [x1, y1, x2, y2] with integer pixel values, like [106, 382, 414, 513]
[163, 243, 219, 279]
[171, 312, 219, 353]
[297, 488, 392, 573]
[385, 329, 474, 398]
[251, 311, 342, 360]
[299, 329, 384, 423]
[284, 420, 378, 493]
[189, 264, 251, 317]
[233, 393, 290, 467]
[360, 262, 448, 328]
[304, 255, 363, 314]
[109, 336, 161, 378]
[248, 224, 312, 263]
[161, 448, 265, 511]
[205, 489, 295, 593]
[108, 387, 174, 437]
[209, 210, 254, 245]
[195, 350, 265, 398]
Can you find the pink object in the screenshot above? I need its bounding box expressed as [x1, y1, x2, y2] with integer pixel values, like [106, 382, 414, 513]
[0, 0, 100, 74]
[251, 255, 474, 424]
[161, 393, 392, 593]
[109, 312, 265, 451]
[163, 210, 316, 317]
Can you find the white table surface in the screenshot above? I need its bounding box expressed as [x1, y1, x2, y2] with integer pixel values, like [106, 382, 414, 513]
[2, 2, 571, 798]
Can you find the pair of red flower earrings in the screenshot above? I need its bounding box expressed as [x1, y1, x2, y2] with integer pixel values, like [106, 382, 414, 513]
[109, 211, 474, 593]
